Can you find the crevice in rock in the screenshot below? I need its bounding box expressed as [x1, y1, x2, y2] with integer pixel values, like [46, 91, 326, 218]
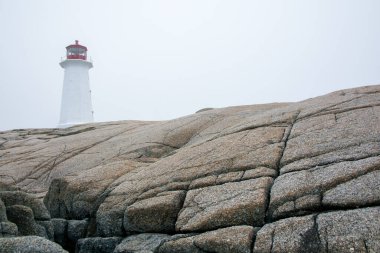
[16, 149, 74, 185]
[249, 231, 258, 253]
[57, 164, 143, 234]
[238, 171, 246, 181]
[279, 141, 380, 172]
[269, 202, 380, 229]
[265, 111, 300, 224]
[193, 240, 214, 253]
[263, 179, 275, 225]
[155, 233, 199, 252]
[16, 128, 132, 186]
[173, 190, 188, 231]
[320, 196, 380, 212]
[52, 127, 96, 137]
[320, 164, 380, 196]
[297, 95, 365, 121]
[134, 166, 276, 207]
[233, 121, 291, 134]
[185, 121, 289, 153]
[299, 214, 322, 253]
[269, 162, 380, 221]
[269, 228, 275, 253]
[112, 143, 178, 163]
[250, 227, 260, 253]
[144, 141, 180, 149]
[314, 214, 326, 253]
[300, 102, 380, 122]
[324, 227, 329, 253]
[0, 140, 9, 150]
[277, 111, 300, 168]
[364, 240, 369, 253]
[0, 150, 49, 164]
[0, 174, 16, 184]
[281, 153, 380, 176]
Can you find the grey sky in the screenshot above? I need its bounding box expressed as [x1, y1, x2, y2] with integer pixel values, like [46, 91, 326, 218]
[0, 0, 379, 131]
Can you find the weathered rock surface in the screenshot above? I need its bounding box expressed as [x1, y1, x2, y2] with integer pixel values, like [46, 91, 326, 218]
[67, 219, 89, 244]
[0, 188, 53, 240]
[124, 190, 185, 233]
[0, 84, 379, 252]
[0, 235, 67, 253]
[76, 237, 122, 253]
[114, 233, 171, 253]
[0, 221, 18, 237]
[158, 226, 256, 253]
[51, 218, 68, 246]
[254, 207, 380, 253]
[176, 177, 272, 232]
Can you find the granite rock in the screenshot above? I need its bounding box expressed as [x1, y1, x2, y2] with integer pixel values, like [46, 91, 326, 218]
[76, 237, 122, 253]
[253, 207, 380, 253]
[0, 235, 67, 253]
[176, 177, 272, 232]
[124, 191, 185, 233]
[0, 221, 18, 237]
[158, 226, 255, 253]
[0, 85, 379, 252]
[114, 233, 171, 253]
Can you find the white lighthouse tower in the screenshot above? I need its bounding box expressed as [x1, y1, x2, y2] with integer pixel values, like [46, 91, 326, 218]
[58, 40, 94, 128]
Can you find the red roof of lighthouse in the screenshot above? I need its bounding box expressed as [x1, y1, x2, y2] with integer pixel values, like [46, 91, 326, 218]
[66, 40, 87, 51]
[65, 40, 88, 60]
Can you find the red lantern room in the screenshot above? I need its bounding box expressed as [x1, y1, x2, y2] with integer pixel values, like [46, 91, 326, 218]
[66, 40, 88, 60]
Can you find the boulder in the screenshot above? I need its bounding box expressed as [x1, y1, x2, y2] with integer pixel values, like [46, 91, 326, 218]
[51, 218, 68, 247]
[253, 215, 320, 253]
[322, 170, 380, 208]
[67, 219, 89, 243]
[176, 177, 272, 232]
[317, 207, 380, 253]
[76, 237, 122, 253]
[0, 190, 53, 239]
[159, 226, 255, 253]
[157, 236, 202, 253]
[44, 160, 143, 220]
[253, 207, 380, 253]
[0, 221, 18, 237]
[114, 233, 171, 253]
[6, 205, 45, 237]
[37, 220, 54, 240]
[268, 157, 380, 220]
[192, 225, 255, 253]
[124, 191, 185, 233]
[0, 191, 50, 220]
[0, 235, 67, 253]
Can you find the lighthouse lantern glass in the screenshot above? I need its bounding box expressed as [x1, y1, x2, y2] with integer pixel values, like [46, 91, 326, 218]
[67, 45, 87, 60]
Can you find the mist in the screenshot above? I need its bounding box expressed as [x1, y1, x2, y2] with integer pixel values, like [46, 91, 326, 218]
[0, 0, 379, 130]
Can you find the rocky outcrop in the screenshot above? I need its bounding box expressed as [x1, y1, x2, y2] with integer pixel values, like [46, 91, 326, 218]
[0, 85, 379, 252]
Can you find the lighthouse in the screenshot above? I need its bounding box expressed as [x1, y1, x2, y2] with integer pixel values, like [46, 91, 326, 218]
[58, 40, 94, 128]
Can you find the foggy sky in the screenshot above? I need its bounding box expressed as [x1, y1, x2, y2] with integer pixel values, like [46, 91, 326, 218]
[0, 0, 379, 131]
